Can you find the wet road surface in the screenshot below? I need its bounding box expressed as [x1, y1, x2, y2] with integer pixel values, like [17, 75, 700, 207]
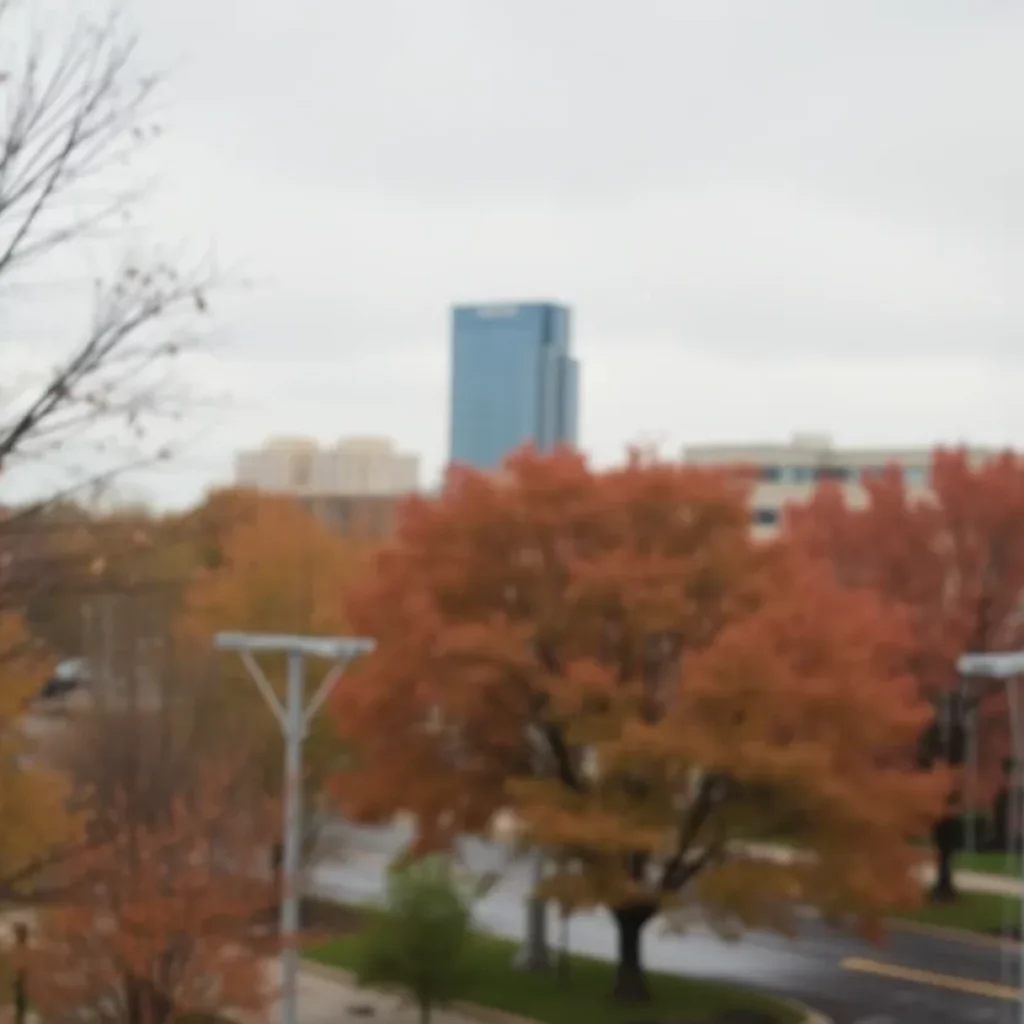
[311, 823, 1024, 1024]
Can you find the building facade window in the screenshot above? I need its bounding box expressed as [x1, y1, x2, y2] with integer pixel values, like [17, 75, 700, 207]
[753, 508, 779, 527]
[290, 452, 312, 489]
[778, 466, 816, 484]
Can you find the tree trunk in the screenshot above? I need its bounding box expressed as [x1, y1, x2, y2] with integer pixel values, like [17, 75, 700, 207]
[611, 904, 655, 1003]
[931, 816, 959, 902]
[991, 785, 1009, 851]
[13, 923, 27, 1024]
[125, 973, 175, 1024]
[13, 969, 26, 1024]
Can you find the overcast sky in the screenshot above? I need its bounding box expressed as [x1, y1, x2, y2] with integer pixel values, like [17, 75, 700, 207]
[9, 0, 1024, 507]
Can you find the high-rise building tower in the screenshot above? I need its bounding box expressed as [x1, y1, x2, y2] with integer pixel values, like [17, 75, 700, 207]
[448, 301, 579, 471]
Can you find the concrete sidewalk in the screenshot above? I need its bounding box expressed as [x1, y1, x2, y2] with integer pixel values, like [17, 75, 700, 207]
[342, 821, 1024, 898]
[283, 961, 520, 1024]
[915, 863, 1024, 896]
[743, 841, 1024, 896]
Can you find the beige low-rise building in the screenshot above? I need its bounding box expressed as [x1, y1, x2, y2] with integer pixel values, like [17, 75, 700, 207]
[235, 436, 419, 498]
[681, 432, 997, 538]
[234, 436, 420, 541]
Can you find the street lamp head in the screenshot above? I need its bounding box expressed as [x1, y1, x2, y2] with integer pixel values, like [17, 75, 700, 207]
[958, 652, 1024, 679]
[214, 632, 376, 660]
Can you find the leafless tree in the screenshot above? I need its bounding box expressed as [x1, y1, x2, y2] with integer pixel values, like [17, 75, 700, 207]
[23, 597, 278, 1024]
[0, 0, 216, 516]
[56, 590, 260, 824]
[50, 589, 344, 908]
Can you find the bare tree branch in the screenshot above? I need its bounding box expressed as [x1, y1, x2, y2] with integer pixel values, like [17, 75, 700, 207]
[0, 4, 218, 509]
[0, 6, 157, 279]
[1, 258, 210, 470]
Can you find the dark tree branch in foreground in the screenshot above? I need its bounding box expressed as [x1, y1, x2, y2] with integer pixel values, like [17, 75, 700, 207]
[0, 3, 216, 506]
[1, 260, 210, 470]
[0, 4, 156, 280]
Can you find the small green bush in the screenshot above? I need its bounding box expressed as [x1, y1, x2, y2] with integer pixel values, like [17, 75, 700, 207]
[357, 854, 471, 1024]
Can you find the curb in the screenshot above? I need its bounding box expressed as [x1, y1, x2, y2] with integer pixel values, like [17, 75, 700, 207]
[789, 901, 1022, 954]
[885, 915, 1022, 952]
[775, 996, 832, 1024]
[301, 960, 536, 1024]
[300, 958, 831, 1024]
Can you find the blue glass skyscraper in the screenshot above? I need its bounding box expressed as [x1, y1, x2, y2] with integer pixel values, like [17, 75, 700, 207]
[448, 302, 579, 472]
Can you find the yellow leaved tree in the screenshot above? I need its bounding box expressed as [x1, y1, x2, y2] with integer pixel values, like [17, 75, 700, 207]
[177, 494, 372, 862]
[0, 611, 79, 900]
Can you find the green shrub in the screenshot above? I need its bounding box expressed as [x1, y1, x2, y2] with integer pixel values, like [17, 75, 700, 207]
[357, 854, 471, 1024]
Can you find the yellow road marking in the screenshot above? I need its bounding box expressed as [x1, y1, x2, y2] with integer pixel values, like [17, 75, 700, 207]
[841, 957, 1019, 1001]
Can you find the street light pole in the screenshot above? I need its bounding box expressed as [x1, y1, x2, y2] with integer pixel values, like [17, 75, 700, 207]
[513, 849, 550, 971]
[964, 699, 979, 856]
[280, 650, 304, 988]
[958, 650, 1024, 1024]
[216, 632, 375, 1024]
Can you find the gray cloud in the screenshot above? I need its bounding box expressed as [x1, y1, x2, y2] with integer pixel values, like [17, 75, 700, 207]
[11, 0, 1023, 505]
[141, 1, 1023, 227]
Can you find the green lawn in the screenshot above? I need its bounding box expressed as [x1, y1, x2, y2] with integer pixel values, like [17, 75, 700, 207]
[895, 890, 1022, 935]
[305, 911, 802, 1024]
[956, 851, 1024, 877]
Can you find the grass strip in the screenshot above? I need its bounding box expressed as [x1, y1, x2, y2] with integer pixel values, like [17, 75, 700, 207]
[896, 890, 1023, 936]
[304, 900, 803, 1024]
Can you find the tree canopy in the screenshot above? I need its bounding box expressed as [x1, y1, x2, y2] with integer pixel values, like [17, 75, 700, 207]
[0, 610, 78, 900]
[178, 494, 371, 850]
[28, 766, 276, 1024]
[333, 447, 945, 1000]
[786, 447, 1024, 898]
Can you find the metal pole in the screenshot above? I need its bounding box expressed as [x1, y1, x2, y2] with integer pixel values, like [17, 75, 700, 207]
[958, 652, 1024, 1014]
[1000, 751, 1017, 992]
[1018, 765, 1024, 1024]
[1006, 680, 1024, 1024]
[280, 650, 305, 1024]
[965, 702, 978, 856]
[513, 849, 549, 970]
[1013, 685, 1024, 1024]
[215, 631, 375, 1024]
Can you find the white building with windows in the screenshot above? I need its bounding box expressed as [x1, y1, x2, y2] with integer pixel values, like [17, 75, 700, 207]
[681, 433, 997, 537]
[234, 436, 420, 497]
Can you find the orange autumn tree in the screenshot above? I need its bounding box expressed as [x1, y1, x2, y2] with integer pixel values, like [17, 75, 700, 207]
[29, 767, 277, 1024]
[174, 486, 265, 573]
[0, 610, 79, 900]
[786, 448, 1024, 901]
[178, 494, 372, 859]
[334, 447, 945, 1002]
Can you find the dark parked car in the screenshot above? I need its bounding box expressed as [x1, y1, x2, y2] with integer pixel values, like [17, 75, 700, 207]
[36, 657, 90, 701]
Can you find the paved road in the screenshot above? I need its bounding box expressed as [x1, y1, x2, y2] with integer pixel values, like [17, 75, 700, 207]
[311, 822, 1024, 1024]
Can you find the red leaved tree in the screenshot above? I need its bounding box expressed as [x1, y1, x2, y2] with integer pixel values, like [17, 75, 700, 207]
[28, 765, 278, 1024]
[333, 447, 945, 1001]
[787, 448, 1024, 901]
